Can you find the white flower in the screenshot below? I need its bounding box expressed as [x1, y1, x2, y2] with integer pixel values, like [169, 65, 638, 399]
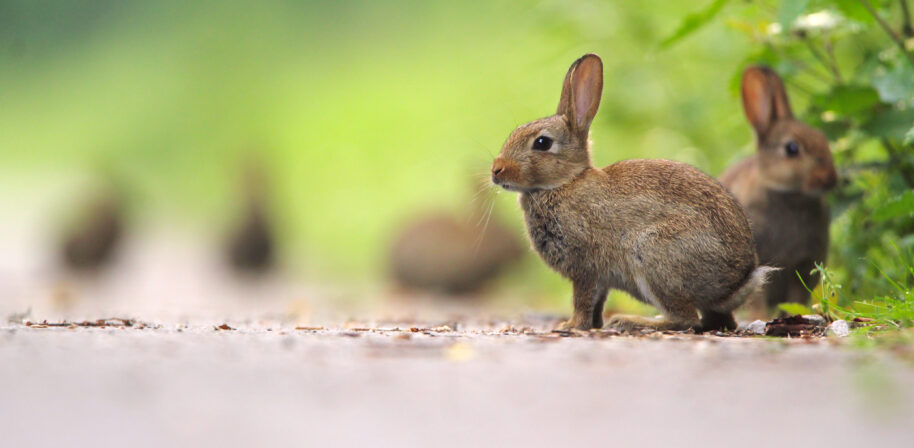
[794, 11, 840, 31]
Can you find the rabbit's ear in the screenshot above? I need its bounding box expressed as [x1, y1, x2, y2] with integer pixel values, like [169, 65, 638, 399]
[741, 66, 794, 138]
[557, 54, 603, 133]
[556, 59, 579, 117]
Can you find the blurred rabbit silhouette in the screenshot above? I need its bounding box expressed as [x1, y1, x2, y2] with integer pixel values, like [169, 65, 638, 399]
[60, 190, 124, 272]
[226, 158, 275, 274]
[388, 178, 523, 295]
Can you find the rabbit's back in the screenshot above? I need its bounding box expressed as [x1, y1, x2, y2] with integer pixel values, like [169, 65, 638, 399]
[603, 160, 752, 238]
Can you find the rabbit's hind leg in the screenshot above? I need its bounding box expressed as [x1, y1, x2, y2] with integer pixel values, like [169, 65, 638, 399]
[606, 304, 700, 333]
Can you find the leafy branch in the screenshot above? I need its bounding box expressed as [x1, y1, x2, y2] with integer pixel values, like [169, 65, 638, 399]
[901, 0, 913, 37]
[858, 0, 914, 67]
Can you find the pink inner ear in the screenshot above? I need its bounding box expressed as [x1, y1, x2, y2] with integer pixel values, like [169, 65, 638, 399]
[572, 58, 602, 129]
[742, 72, 773, 135]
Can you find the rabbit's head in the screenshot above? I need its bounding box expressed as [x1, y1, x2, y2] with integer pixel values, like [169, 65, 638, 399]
[741, 66, 837, 195]
[491, 54, 603, 192]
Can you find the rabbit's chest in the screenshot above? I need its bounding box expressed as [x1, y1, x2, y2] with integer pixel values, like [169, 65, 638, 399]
[520, 195, 579, 274]
[750, 194, 829, 264]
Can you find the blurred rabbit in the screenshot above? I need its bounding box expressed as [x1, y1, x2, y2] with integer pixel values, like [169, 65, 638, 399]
[61, 192, 123, 271]
[226, 159, 275, 273]
[720, 66, 837, 310]
[490, 54, 773, 331]
[388, 187, 524, 295]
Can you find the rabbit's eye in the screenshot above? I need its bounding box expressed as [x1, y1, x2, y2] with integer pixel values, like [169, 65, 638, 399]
[532, 136, 553, 151]
[784, 141, 800, 157]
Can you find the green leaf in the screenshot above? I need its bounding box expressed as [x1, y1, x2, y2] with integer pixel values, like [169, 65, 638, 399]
[831, 0, 876, 23]
[812, 85, 881, 116]
[778, 0, 809, 29]
[778, 303, 815, 316]
[873, 63, 914, 104]
[873, 190, 914, 222]
[659, 0, 732, 49]
[905, 126, 914, 145]
[862, 107, 914, 139]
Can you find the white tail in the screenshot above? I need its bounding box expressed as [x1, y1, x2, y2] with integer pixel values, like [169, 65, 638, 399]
[713, 266, 779, 312]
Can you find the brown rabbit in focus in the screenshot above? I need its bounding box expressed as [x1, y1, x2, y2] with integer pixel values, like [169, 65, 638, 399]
[490, 53, 774, 332]
[719, 66, 837, 310]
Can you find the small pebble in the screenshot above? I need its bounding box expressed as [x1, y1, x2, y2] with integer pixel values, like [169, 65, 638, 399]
[827, 320, 850, 337]
[745, 320, 767, 335]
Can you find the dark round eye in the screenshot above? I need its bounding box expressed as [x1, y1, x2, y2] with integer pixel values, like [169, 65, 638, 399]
[785, 141, 800, 157]
[532, 136, 553, 151]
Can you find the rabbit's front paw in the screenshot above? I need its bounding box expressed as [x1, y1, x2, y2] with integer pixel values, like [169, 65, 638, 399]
[556, 317, 591, 331]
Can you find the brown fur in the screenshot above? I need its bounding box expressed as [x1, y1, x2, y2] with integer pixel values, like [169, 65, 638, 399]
[491, 54, 772, 332]
[227, 160, 275, 273]
[720, 66, 836, 309]
[389, 211, 523, 295]
[62, 194, 123, 271]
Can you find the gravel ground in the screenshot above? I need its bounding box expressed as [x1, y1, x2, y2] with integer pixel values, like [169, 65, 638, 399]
[1, 321, 912, 447]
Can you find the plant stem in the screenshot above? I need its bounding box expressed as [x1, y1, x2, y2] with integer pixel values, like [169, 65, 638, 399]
[859, 0, 914, 67]
[795, 58, 835, 85]
[785, 79, 815, 97]
[802, 37, 841, 83]
[764, 41, 832, 84]
[901, 0, 913, 38]
[823, 35, 843, 84]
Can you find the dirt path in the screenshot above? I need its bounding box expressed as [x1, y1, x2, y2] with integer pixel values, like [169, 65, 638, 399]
[1, 322, 912, 447]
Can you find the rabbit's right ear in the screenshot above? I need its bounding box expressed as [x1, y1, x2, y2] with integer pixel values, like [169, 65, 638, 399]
[557, 54, 603, 135]
[741, 66, 793, 138]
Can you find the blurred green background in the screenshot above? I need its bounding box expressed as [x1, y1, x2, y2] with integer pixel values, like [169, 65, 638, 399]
[2, 0, 911, 310]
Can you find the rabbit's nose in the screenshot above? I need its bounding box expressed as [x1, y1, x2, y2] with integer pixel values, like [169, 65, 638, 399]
[491, 159, 506, 179]
[822, 169, 838, 190]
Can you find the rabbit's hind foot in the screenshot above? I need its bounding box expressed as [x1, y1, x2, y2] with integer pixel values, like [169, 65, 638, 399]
[605, 314, 700, 333]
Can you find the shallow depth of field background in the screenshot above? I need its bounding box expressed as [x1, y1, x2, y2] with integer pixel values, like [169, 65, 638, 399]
[1, 0, 910, 314]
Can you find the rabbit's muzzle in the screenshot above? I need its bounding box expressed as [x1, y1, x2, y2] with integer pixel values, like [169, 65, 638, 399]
[805, 163, 837, 193]
[491, 157, 520, 188]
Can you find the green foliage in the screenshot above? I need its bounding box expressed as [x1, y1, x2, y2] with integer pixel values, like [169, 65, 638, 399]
[873, 190, 914, 222]
[671, 0, 914, 302]
[659, 0, 733, 48]
[777, 302, 814, 316]
[806, 262, 913, 328]
[778, 0, 810, 29]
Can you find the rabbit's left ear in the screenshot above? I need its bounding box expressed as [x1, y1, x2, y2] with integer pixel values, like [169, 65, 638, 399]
[557, 53, 603, 135]
[741, 66, 794, 138]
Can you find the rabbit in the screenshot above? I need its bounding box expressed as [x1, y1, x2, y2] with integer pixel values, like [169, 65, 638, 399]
[227, 200, 273, 273]
[389, 188, 524, 295]
[490, 53, 775, 332]
[719, 66, 837, 310]
[226, 159, 275, 273]
[61, 192, 123, 272]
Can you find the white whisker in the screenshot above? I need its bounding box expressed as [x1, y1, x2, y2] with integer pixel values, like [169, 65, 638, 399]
[473, 196, 497, 257]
